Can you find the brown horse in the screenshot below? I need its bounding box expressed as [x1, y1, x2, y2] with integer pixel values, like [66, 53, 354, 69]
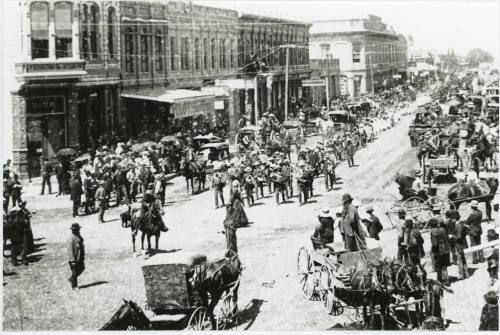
[190, 250, 242, 330]
[447, 178, 498, 219]
[129, 206, 164, 255]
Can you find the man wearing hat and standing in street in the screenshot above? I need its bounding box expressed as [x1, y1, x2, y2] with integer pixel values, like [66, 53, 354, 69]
[345, 138, 355, 168]
[341, 194, 366, 252]
[95, 180, 106, 223]
[67, 223, 85, 290]
[311, 207, 335, 250]
[465, 200, 485, 263]
[362, 206, 383, 240]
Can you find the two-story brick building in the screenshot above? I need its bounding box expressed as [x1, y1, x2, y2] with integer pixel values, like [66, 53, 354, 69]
[309, 15, 408, 97]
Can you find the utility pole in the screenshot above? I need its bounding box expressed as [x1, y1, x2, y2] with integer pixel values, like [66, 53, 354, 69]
[284, 46, 290, 121]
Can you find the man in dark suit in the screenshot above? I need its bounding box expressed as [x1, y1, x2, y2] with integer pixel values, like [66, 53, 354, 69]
[430, 218, 451, 286]
[69, 172, 83, 218]
[455, 217, 469, 280]
[40, 160, 53, 195]
[465, 200, 484, 263]
[341, 194, 366, 252]
[67, 223, 85, 290]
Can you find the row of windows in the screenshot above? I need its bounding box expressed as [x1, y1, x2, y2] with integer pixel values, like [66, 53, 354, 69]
[30, 1, 117, 60]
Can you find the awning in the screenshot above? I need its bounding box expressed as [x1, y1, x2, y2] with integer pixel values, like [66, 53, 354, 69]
[121, 88, 215, 119]
[122, 88, 214, 104]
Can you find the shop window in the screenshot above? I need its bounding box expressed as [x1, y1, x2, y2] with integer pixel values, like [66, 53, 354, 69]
[107, 7, 116, 59]
[30, 2, 49, 59]
[154, 30, 163, 72]
[54, 2, 73, 58]
[194, 38, 200, 70]
[140, 29, 149, 72]
[211, 38, 216, 69]
[124, 27, 135, 73]
[181, 37, 189, 70]
[352, 42, 361, 63]
[170, 37, 176, 70]
[203, 38, 208, 69]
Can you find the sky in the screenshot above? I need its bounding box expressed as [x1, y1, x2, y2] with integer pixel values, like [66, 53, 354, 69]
[195, 0, 500, 60]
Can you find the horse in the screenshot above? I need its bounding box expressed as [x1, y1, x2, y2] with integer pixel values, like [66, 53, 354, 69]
[191, 160, 207, 193]
[190, 250, 242, 330]
[129, 205, 164, 256]
[99, 299, 151, 330]
[180, 158, 194, 195]
[447, 178, 498, 219]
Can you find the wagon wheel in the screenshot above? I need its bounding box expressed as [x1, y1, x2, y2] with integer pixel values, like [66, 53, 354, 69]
[297, 247, 315, 300]
[426, 196, 456, 216]
[402, 197, 431, 230]
[215, 292, 239, 330]
[319, 265, 345, 316]
[187, 306, 211, 330]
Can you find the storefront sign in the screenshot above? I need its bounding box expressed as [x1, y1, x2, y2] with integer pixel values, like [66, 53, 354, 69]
[27, 96, 65, 115]
[302, 79, 326, 87]
[214, 100, 224, 110]
[172, 97, 215, 119]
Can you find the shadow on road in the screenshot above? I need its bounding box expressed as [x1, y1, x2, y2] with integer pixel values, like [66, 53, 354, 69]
[237, 298, 265, 330]
[79, 281, 109, 289]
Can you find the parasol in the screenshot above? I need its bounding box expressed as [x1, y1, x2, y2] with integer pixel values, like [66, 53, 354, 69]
[56, 148, 77, 157]
[142, 141, 158, 148]
[160, 135, 177, 143]
[131, 143, 146, 153]
[74, 154, 90, 163]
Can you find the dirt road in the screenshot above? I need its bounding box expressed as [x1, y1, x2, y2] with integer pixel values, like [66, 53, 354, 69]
[3, 113, 495, 331]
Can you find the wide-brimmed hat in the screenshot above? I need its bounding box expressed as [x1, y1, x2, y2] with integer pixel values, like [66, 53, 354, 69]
[70, 223, 81, 230]
[244, 167, 252, 172]
[342, 193, 353, 203]
[155, 174, 161, 179]
[318, 207, 330, 218]
[484, 291, 498, 305]
[471, 200, 479, 208]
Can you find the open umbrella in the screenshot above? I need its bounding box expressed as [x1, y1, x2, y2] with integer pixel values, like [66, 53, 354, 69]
[160, 135, 177, 143]
[131, 143, 146, 153]
[142, 141, 158, 148]
[74, 154, 90, 163]
[56, 148, 76, 157]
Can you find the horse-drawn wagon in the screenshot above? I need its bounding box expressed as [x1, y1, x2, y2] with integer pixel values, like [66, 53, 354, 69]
[297, 240, 451, 329]
[101, 252, 241, 330]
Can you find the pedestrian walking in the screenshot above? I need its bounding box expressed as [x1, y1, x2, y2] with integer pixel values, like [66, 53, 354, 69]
[362, 206, 383, 240]
[455, 218, 469, 280]
[243, 167, 255, 207]
[430, 218, 451, 286]
[466, 200, 484, 264]
[212, 171, 225, 209]
[397, 209, 408, 263]
[67, 223, 85, 290]
[404, 219, 425, 266]
[271, 167, 286, 205]
[346, 138, 355, 167]
[95, 180, 106, 223]
[69, 172, 83, 217]
[11, 174, 22, 207]
[341, 194, 366, 252]
[40, 160, 53, 195]
[479, 291, 498, 331]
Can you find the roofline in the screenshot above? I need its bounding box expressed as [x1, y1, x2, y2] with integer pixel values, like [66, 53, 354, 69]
[310, 31, 399, 40]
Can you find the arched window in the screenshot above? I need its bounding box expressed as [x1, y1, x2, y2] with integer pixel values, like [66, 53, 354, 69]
[194, 38, 200, 70]
[219, 39, 225, 68]
[154, 30, 164, 72]
[54, 2, 73, 58]
[124, 27, 135, 73]
[229, 39, 234, 68]
[30, 2, 49, 59]
[211, 39, 216, 69]
[140, 28, 149, 72]
[81, 2, 100, 60]
[203, 38, 208, 70]
[107, 7, 116, 59]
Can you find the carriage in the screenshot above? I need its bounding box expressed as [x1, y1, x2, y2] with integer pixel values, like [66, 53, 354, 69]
[140, 252, 240, 330]
[297, 243, 433, 329]
[197, 142, 230, 174]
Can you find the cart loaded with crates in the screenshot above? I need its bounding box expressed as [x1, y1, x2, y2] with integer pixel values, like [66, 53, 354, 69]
[141, 252, 240, 330]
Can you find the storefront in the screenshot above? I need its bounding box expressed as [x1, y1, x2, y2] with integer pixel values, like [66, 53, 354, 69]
[121, 89, 216, 139]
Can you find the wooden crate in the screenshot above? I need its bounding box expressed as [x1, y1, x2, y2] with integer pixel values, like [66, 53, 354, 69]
[141, 252, 206, 312]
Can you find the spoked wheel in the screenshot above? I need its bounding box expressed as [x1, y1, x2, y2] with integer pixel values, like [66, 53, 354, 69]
[426, 196, 455, 215]
[402, 196, 431, 229]
[187, 307, 211, 330]
[297, 247, 315, 300]
[319, 265, 344, 315]
[215, 291, 239, 330]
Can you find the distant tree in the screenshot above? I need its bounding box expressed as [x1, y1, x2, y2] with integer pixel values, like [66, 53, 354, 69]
[466, 48, 494, 67]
